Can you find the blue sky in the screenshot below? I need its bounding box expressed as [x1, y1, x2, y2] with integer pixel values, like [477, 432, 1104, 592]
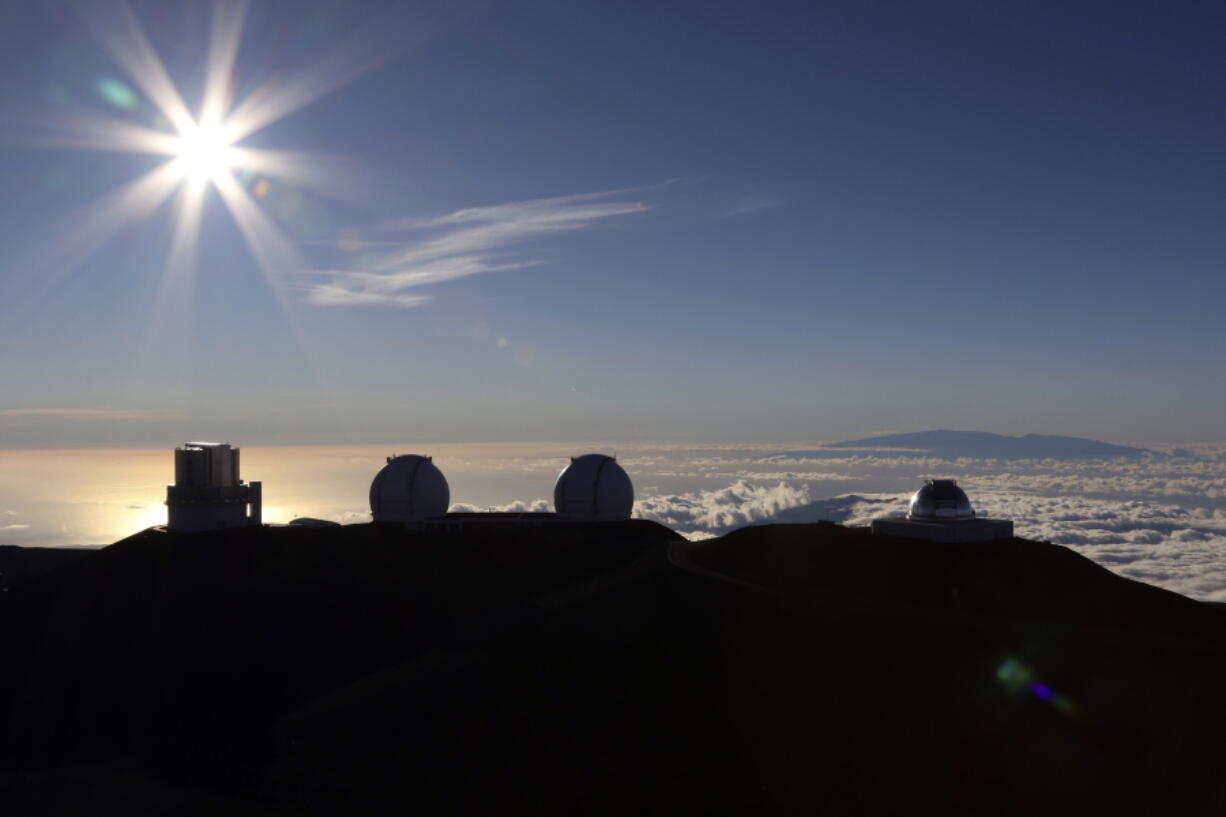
[1, 0, 1224, 447]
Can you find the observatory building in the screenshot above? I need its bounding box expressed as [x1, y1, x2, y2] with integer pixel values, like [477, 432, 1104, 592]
[871, 479, 1012, 543]
[367, 452, 635, 529]
[370, 455, 451, 523]
[554, 454, 634, 520]
[166, 442, 262, 533]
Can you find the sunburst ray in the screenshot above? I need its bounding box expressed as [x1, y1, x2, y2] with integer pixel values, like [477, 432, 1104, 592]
[8, 0, 402, 369]
[201, 0, 249, 129]
[75, 0, 196, 134]
[7, 160, 185, 319]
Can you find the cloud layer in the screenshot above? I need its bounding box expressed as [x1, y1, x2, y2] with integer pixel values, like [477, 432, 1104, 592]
[422, 443, 1226, 600]
[625, 446, 1226, 600]
[7, 441, 1223, 601]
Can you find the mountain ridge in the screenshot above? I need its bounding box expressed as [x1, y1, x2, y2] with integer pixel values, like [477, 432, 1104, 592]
[775, 429, 1150, 460]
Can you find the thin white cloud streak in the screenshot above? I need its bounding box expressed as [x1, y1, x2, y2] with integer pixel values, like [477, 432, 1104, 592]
[403, 190, 650, 229]
[314, 258, 535, 298]
[306, 286, 430, 308]
[308, 191, 648, 308]
[0, 408, 160, 420]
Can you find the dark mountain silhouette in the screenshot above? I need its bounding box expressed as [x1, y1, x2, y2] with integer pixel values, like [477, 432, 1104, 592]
[775, 429, 1149, 460]
[0, 544, 93, 591]
[3, 518, 1226, 815]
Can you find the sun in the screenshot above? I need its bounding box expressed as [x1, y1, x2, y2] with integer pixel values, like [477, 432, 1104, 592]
[20, 0, 393, 337]
[35, 1, 378, 269]
[171, 121, 238, 186]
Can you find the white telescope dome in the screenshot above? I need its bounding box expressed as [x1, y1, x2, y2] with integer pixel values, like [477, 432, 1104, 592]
[553, 454, 634, 520]
[370, 455, 450, 522]
[908, 479, 975, 520]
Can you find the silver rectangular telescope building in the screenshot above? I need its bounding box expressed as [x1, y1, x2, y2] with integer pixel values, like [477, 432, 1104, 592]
[166, 442, 262, 532]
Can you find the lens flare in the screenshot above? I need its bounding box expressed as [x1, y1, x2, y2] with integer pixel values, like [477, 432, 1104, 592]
[996, 657, 1077, 717]
[14, 0, 395, 324]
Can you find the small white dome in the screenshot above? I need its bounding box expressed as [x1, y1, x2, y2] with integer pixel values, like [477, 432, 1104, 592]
[370, 455, 450, 522]
[553, 454, 633, 520]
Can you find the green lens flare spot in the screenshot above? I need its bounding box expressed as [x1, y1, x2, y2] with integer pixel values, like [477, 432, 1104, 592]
[97, 77, 138, 110]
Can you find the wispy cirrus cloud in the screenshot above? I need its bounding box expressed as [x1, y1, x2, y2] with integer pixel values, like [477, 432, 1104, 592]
[0, 408, 160, 420]
[307, 189, 648, 308]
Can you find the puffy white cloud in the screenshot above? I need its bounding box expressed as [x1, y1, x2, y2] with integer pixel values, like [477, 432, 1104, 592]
[448, 499, 552, 514]
[633, 480, 813, 536]
[318, 510, 373, 524]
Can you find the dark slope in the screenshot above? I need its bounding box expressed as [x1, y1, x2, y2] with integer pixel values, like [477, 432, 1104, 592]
[674, 526, 1226, 816]
[4, 521, 1226, 815]
[0, 545, 94, 591]
[0, 521, 679, 779]
[780, 429, 1149, 459]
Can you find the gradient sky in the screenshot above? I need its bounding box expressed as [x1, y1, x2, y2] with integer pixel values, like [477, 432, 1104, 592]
[1, 0, 1224, 448]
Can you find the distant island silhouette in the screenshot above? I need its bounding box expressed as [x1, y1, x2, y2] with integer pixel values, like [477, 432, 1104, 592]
[774, 429, 1150, 460]
[4, 516, 1226, 814]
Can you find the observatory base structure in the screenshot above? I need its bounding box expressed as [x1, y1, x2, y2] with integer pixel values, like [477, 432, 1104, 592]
[871, 517, 1014, 544]
[872, 478, 1013, 543]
